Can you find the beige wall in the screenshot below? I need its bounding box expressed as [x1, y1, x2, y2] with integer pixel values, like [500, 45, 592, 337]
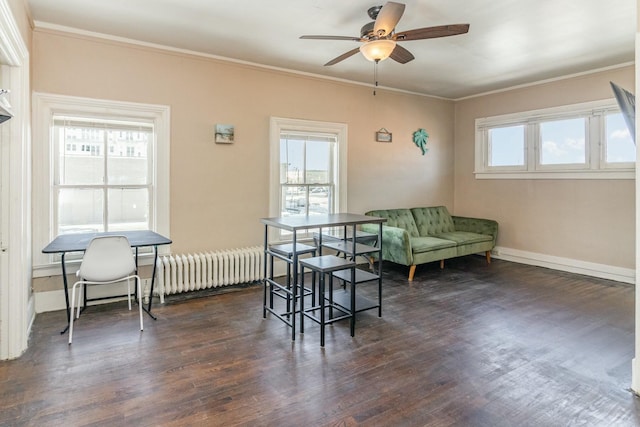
[31, 29, 455, 291]
[31, 27, 635, 293]
[454, 66, 635, 268]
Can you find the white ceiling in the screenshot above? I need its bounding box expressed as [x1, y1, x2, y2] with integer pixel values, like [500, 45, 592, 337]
[27, 0, 636, 99]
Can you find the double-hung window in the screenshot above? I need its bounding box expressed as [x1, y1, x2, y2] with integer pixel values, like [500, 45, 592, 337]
[53, 116, 152, 235]
[269, 117, 347, 240]
[476, 99, 635, 179]
[280, 132, 335, 217]
[33, 93, 170, 273]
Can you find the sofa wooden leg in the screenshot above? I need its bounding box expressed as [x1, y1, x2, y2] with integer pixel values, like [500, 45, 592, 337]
[485, 251, 491, 264]
[408, 265, 416, 281]
[440, 259, 444, 269]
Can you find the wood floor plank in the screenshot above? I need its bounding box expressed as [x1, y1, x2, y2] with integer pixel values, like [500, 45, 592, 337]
[0, 257, 638, 426]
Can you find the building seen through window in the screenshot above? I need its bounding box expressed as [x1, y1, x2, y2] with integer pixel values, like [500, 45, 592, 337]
[54, 116, 153, 235]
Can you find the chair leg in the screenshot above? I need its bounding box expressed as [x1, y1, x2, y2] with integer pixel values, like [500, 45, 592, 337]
[75, 285, 82, 319]
[299, 266, 305, 335]
[486, 251, 492, 264]
[127, 278, 132, 311]
[69, 282, 80, 345]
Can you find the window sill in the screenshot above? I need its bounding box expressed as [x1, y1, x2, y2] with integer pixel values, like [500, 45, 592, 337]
[474, 170, 635, 180]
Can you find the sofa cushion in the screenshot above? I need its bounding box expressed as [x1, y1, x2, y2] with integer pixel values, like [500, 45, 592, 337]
[366, 209, 420, 237]
[411, 206, 456, 236]
[434, 231, 493, 245]
[410, 236, 457, 253]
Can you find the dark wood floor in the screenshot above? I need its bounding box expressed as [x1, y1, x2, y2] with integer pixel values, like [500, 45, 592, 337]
[1, 257, 639, 426]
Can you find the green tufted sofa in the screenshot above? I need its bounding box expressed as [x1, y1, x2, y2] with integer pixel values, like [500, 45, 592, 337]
[361, 206, 498, 281]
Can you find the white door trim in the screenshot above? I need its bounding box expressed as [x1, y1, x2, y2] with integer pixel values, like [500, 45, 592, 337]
[0, 0, 31, 360]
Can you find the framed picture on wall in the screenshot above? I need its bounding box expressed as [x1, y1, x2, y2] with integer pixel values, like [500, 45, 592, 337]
[375, 128, 392, 142]
[215, 124, 235, 144]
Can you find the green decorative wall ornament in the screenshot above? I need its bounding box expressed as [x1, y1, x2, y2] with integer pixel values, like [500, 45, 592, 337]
[413, 128, 429, 155]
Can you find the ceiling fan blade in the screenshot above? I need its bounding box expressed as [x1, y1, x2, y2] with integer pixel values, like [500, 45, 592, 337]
[394, 24, 470, 41]
[300, 35, 362, 41]
[373, 2, 405, 37]
[389, 44, 414, 64]
[324, 48, 360, 66]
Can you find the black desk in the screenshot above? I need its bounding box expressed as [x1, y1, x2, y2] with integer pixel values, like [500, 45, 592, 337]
[42, 230, 172, 333]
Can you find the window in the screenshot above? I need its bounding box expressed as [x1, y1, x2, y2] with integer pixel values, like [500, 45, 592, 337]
[280, 133, 335, 216]
[33, 93, 170, 274]
[269, 117, 347, 239]
[539, 117, 586, 167]
[53, 116, 152, 235]
[475, 99, 635, 179]
[604, 112, 636, 166]
[488, 125, 525, 168]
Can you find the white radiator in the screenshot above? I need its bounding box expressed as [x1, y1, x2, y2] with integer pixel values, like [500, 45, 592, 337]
[155, 246, 264, 302]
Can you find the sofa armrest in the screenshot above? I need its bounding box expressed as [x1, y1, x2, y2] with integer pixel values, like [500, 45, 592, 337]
[361, 223, 413, 266]
[452, 216, 499, 245]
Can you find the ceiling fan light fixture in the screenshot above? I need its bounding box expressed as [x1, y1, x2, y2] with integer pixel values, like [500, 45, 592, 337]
[359, 39, 396, 62]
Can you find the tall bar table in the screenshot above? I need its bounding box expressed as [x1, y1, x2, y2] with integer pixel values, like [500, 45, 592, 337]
[260, 213, 386, 341]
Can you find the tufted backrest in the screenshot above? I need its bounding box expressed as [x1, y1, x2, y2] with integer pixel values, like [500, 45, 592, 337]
[411, 206, 455, 236]
[365, 208, 420, 237]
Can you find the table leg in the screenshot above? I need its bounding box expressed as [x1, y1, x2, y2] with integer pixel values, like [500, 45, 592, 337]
[263, 224, 268, 318]
[300, 264, 305, 334]
[378, 222, 383, 317]
[142, 245, 159, 320]
[350, 265, 356, 337]
[320, 272, 325, 347]
[59, 253, 71, 334]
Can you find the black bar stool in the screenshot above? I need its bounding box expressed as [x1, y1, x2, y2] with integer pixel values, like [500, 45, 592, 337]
[299, 255, 356, 346]
[263, 242, 316, 340]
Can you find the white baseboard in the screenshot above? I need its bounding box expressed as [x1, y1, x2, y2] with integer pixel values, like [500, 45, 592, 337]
[492, 246, 635, 284]
[35, 282, 134, 313]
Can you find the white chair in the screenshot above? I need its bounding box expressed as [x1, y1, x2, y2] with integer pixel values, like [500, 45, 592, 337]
[69, 235, 143, 344]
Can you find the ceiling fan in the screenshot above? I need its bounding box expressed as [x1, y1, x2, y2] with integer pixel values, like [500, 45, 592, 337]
[300, 1, 469, 66]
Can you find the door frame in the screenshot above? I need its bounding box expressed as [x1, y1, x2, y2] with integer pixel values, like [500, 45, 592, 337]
[0, 0, 31, 360]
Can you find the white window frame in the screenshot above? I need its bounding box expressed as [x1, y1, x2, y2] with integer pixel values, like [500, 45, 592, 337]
[32, 93, 171, 276]
[601, 110, 636, 170]
[534, 115, 589, 171]
[269, 116, 347, 241]
[475, 99, 635, 179]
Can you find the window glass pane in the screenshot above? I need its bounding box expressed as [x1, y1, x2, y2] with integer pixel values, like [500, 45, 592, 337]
[279, 130, 338, 223]
[540, 118, 585, 165]
[280, 137, 304, 184]
[107, 128, 150, 184]
[282, 185, 307, 216]
[309, 186, 331, 215]
[605, 113, 635, 163]
[488, 125, 524, 166]
[108, 188, 149, 231]
[306, 141, 330, 184]
[56, 124, 105, 185]
[57, 188, 104, 234]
